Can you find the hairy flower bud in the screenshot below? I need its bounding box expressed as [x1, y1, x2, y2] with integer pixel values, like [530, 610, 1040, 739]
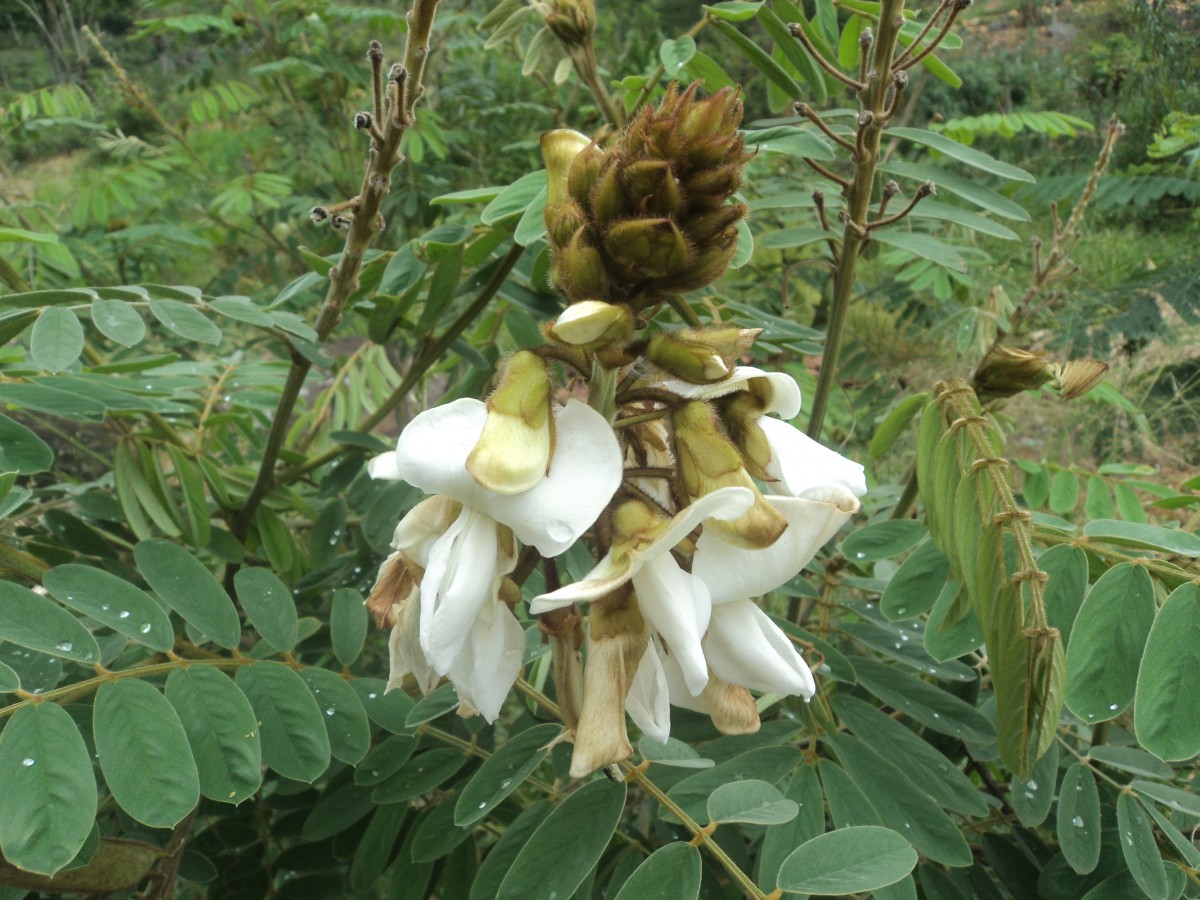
[567, 142, 605, 209]
[538, 0, 595, 47]
[973, 345, 1052, 400]
[605, 218, 691, 279]
[720, 391, 774, 480]
[547, 300, 632, 349]
[672, 401, 787, 548]
[467, 350, 554, 494]
[559, 227, 610, 301]
[541, 129, 593, 209]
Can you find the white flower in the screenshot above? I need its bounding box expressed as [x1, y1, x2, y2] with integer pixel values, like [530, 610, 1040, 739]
[530, 487, 755, 696]
[369, 397, 622, 721]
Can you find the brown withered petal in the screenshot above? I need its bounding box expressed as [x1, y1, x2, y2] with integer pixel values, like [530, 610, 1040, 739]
[366, 551, 421, 630]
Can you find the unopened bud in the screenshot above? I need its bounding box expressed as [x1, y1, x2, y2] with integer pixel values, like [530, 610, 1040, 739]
[541, 129, 593, 208]
[701, 674, 760, 735]
[567, 142, 605, 208]
[467, 350, 554, 494]
[973, 345, 1052, 400]
[561, 227, 610, 300]
[547, 300, 632, 349]
[720, 392, 774, 480]
[604, 218, 691, 278]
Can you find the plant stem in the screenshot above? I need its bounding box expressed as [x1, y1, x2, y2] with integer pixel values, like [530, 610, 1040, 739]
[231, 4, 442, 542]
[805, 0, 908, 441]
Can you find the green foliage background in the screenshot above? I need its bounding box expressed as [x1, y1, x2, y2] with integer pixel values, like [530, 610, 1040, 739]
[1, 0, 1199, 898]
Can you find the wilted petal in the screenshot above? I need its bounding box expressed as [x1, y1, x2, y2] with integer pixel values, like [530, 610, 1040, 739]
[694, 492, 861, 605]
[704, 600, 816, 699]
[626, 639, 671, 744]
[758, 415, 868, 498]
[419, 508, 515, 674]
[634, 554, 711, 697]
[447, 602, 526, 723]
[386, 596, 437, 696]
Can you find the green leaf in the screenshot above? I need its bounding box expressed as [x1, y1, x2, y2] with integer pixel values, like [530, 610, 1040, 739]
[1081, 519, 1200, 556]
[842, 520, 927, 563]
[206, 295, 274, 328]
[871, 230, 967, 272]
[43, 564, 174, 652]
[637, 736, 715, 769]
[373, 748, 468, 804]
[30, 306, 85, 371]
[481, 170, 546, 225]
[869, 392, 930, 460]
[853, 658, 995, 743]
[1086, 745, 1174, 780]
[235, 661, 331, 782]
[495, 779, 626, 900]
[1008, 740, 1058, 827]
[1049, 469, 1080, 515]
[431, 186, 505, 206]
[468, 801, 553, 900]
[832, 696, 988, 817]
[924, 582, 985, 661]
[90, 298, 145, 347]
[349, 803, 407, 894]
[668, 746, 803, 823]
[405, 682, 461, 726]
[760, 3, 827, 102]
[94, 679, 200, 827]
[707, 779, 798, 825]
[1056, 763, 1101, 875]
[0, 413, 53, 474]
[888, 127, 1035, 182]
[147, 298, 221, 345]
[355, 733, 418, 785]
[0, 287, 97, 309]
[301, 782, 375, 842]
[684, 49, 735, 92]
[777, 826, 918, 895]
[756, 226, 835, 250]
[710, 19, 803, 99]
[882, 160, 1030, 222]
[0, 659, 18, 691]
[410, 796, 474, 863]
[701, 1, 762, 21]
[1084, 476, 1114, 519]
[0, 703, 97, 875]
[910, 200, 1019, 240]
[330, 587, 367, 666]
[837, 13, 866, 70]
[659, 35, 696, 77]
[299, 666, 371, 766]
[1116, 792, 1168, 900]
[135, 539, 242, 649]
[1134, 584, 1200, 760]
[454, 723, 560, 826]
[1039, 544, 1088, 646]
[0, 308, 38, 344]
[165, 666, 262, 804]
[352, 677, 416, 734]
[513, 187, 548, 246]
[743, 126, 836, 161]
[233, 567, 298, 652]
[1129, 779, 1200, 819]
[827, 734, 972, 867]
[613, 843, 701, 900]
[0, 581, 100, 664]
[880, 540, 949, 620]
[1065, 563, 1156, 723]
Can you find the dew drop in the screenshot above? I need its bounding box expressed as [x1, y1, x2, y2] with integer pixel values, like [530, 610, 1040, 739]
[118, 610, 131, 619]
[21, 757, 35, 767]
[1028, 780, 1039, 791]
[499, 779, 512, 789]
[1072, 815, 1085, 828]
[931, 712, 940, 719]
[140, 623, 152, 634]
[1108, 703, 1119, 711]
[367, 692, 378, 700]
[325, 707, 336, 716]
[478, 801, 487, 809]
[854, 551, 866, 560]
[55, 641, 73, 652]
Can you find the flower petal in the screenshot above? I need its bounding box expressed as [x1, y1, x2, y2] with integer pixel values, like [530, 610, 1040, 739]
[448, 603, 526, 723]
[530, 486, 754, 614]
[367, 450, 403, 481]
[660, 366, 802, 418]
[529, 550, 634, 613]
[694, 492, 860, 604]
[392, 399, 495, 508]
[392, 495, 461, 563]
[419, 509, 513, 674]
[626, 638, 672, 744]
[704, 600, 816, 698]
[479, 400, 622, 556]
[658, 641, 711, 715]
[386, 597, 437, 696]
[759, 415, 868, 498]
[634, 554, 711, 697]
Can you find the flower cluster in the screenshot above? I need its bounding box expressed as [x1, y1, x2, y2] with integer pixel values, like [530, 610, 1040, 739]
[366, 84, 866, 777]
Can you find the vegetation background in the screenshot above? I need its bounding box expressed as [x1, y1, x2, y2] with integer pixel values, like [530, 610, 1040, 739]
[1, 0, 1199, 898]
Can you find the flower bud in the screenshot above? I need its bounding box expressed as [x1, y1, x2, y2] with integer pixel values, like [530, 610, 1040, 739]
[972, 345, 1052, 400]
[686, 203, 746, 244]
[647, 333, 729, 384]
[560, 227, 610, 300]
[591, 162, 625, 229]
[720, 392, 774, 480]
[539, 0, 595, 47]
[467, 350, 554, 494]
[541, 129, 593, 208]
[622, 159, 683, 217]
[605, 218, 691, 279]
[567, 142, 606, 208]
[547, 300, 632, 350]
[544, 200, 586, 249]
[672, 401, 787, 548]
